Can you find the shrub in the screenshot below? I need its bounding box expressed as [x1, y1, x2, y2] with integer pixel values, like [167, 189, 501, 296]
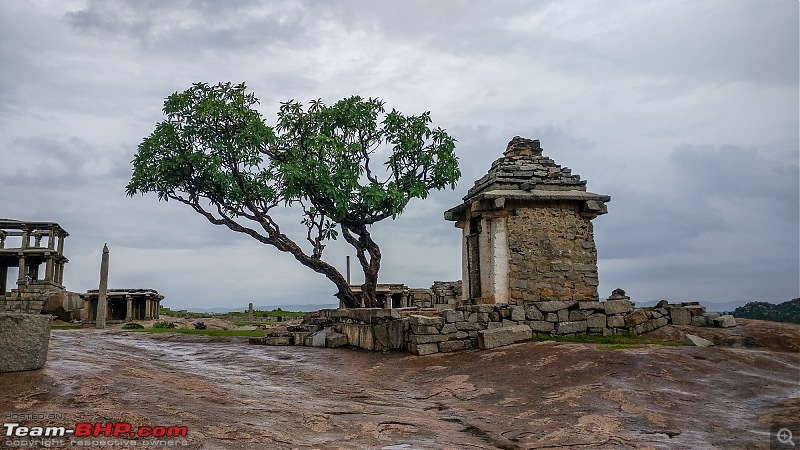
[121, 322, 144, 329]
[194, 321, 207, 330]
[152, 321, 177, 329]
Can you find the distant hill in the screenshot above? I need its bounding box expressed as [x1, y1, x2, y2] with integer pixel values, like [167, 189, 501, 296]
[729, 298, 800, 324]
[186, 303, 338, 314]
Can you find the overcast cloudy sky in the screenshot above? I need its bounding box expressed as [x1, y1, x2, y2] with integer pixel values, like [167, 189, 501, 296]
[1, 0, 797, 311]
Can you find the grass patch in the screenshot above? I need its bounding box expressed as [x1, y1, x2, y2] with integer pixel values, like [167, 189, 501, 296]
[533, 333, 682, 347]
[124, 328, 272, 337]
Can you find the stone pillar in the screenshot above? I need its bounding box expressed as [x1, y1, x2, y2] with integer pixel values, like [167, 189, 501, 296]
[57, 234, 65, 254]
[145, 299, 151, 320]
[21, 229, 29, 249]
[48, 230, 55, 250]
[17, 254, 25, 284]
[35, 235, 42, 248]
[95, 244, 109, 329]
[83, 297, 90, 323]
[248, 303, 254, 323]
[491, 217, 509, 304]
[126, 295, 133, 321]
[45, 255, 54, 283]
[0, 266, 7, 296]
[459, 224, 469, 301]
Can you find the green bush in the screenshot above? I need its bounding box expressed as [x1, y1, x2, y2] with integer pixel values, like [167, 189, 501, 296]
[121, 322, 144, 329]
[152, 321, 177, 329]
[194, 321, 207, 330]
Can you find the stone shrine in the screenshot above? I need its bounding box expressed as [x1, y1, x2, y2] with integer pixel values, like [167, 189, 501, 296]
[444, 137, 610, 304]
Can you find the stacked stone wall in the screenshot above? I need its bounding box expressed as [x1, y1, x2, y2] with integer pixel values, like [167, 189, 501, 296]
[253, 299, 736, 356]
[507, 205, 599, 303]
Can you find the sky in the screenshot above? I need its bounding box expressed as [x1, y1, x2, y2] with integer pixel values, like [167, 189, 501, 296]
[1, 0, 797, 311]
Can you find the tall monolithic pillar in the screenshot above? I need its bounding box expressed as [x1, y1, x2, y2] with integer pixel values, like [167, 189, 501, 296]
[95, 244, 109, 329]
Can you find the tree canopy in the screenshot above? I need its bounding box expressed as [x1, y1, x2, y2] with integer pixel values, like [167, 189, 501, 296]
[127, 82, 460, 308]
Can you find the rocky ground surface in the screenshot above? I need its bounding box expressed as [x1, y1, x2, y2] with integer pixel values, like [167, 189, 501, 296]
[1, 319, 798, 449]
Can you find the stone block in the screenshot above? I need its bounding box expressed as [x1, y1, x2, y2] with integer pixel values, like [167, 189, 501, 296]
[408, 315, 444, 327]
[526, 321, 554, 333]
[339, 323, 375, 350]
[577, 301, 605, 311]
[487, 322, 503, 329]
[555, 321, 588, 335]
[411, 325, 441, 335]
[443, 309, 464, 323]
[557, 309, 569, 322]
[467, 312, 479, 323]
[439, 340, 466, 353]
[568, 310, 589, 321]
[691, 316, 708, 327]
[408, 343, 439, 356]
[470, 304, 496, 313]
[606, 315, 625, 328]
[686, 305, 706, 316]
[489, 312, 501, 322]
[535, 300, 577, 312]
[712, 315, 736, 328]
[587, 314, 607, 329]
[409, 333, 449, 344]
[668, 307, 692, 325]
[305, 330, 328, 347]
[604, 299, 634, 314]
[326, 333, 348, 348]
[456, 321, 486, 331]
[251, 335, 291, 346]
[544, 313, 558, 322]
[440, 323, 457, 334]
[0, 313, 52, 372]
[509, 306, 526, 321]
[525, 305, 544, 320]
[373, 319, 407, 350]
[477, 324, 532, 350]
[624, 310, 648, 328]
[683, 334, 714, 347]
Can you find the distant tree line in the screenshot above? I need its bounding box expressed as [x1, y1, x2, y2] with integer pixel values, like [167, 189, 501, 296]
[728, 298, 800, 324]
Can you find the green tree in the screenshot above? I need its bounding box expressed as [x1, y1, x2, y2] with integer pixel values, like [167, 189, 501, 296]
[127, 82, 459, 308]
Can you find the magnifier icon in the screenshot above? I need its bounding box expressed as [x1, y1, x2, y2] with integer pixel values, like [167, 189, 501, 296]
[778, 428, 795, 446]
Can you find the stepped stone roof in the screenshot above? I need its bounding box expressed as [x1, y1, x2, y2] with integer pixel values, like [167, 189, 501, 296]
[445, 137, 610, 220]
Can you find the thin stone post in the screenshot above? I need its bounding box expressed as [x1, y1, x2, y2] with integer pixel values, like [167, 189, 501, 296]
[248, 303, 254, 323]
[95, 244, 109, 329]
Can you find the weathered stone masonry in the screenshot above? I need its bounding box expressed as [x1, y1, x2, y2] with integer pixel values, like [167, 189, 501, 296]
[444, 137, 610, 304]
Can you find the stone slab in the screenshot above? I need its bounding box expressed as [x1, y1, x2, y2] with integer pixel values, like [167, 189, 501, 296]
[0, 313, 52, 372]
[604, 299, 634, 314]
[683, 334, 714, 347]
[555, 320, 588, 335]
[408, 343, 439, 356]
[477, 324, 532, 350]
[712, 315, 736, 328]
[668, 307, 692, 325]
[326, 333, 348, 348]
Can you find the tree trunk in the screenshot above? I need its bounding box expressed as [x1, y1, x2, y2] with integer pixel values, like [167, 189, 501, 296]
[342, 225, 382, 308]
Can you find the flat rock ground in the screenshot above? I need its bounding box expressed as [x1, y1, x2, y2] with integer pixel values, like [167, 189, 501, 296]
[1, 320, 798, 450]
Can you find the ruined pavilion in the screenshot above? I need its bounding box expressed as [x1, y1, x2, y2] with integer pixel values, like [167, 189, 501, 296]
[0, 219, 163, 323]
